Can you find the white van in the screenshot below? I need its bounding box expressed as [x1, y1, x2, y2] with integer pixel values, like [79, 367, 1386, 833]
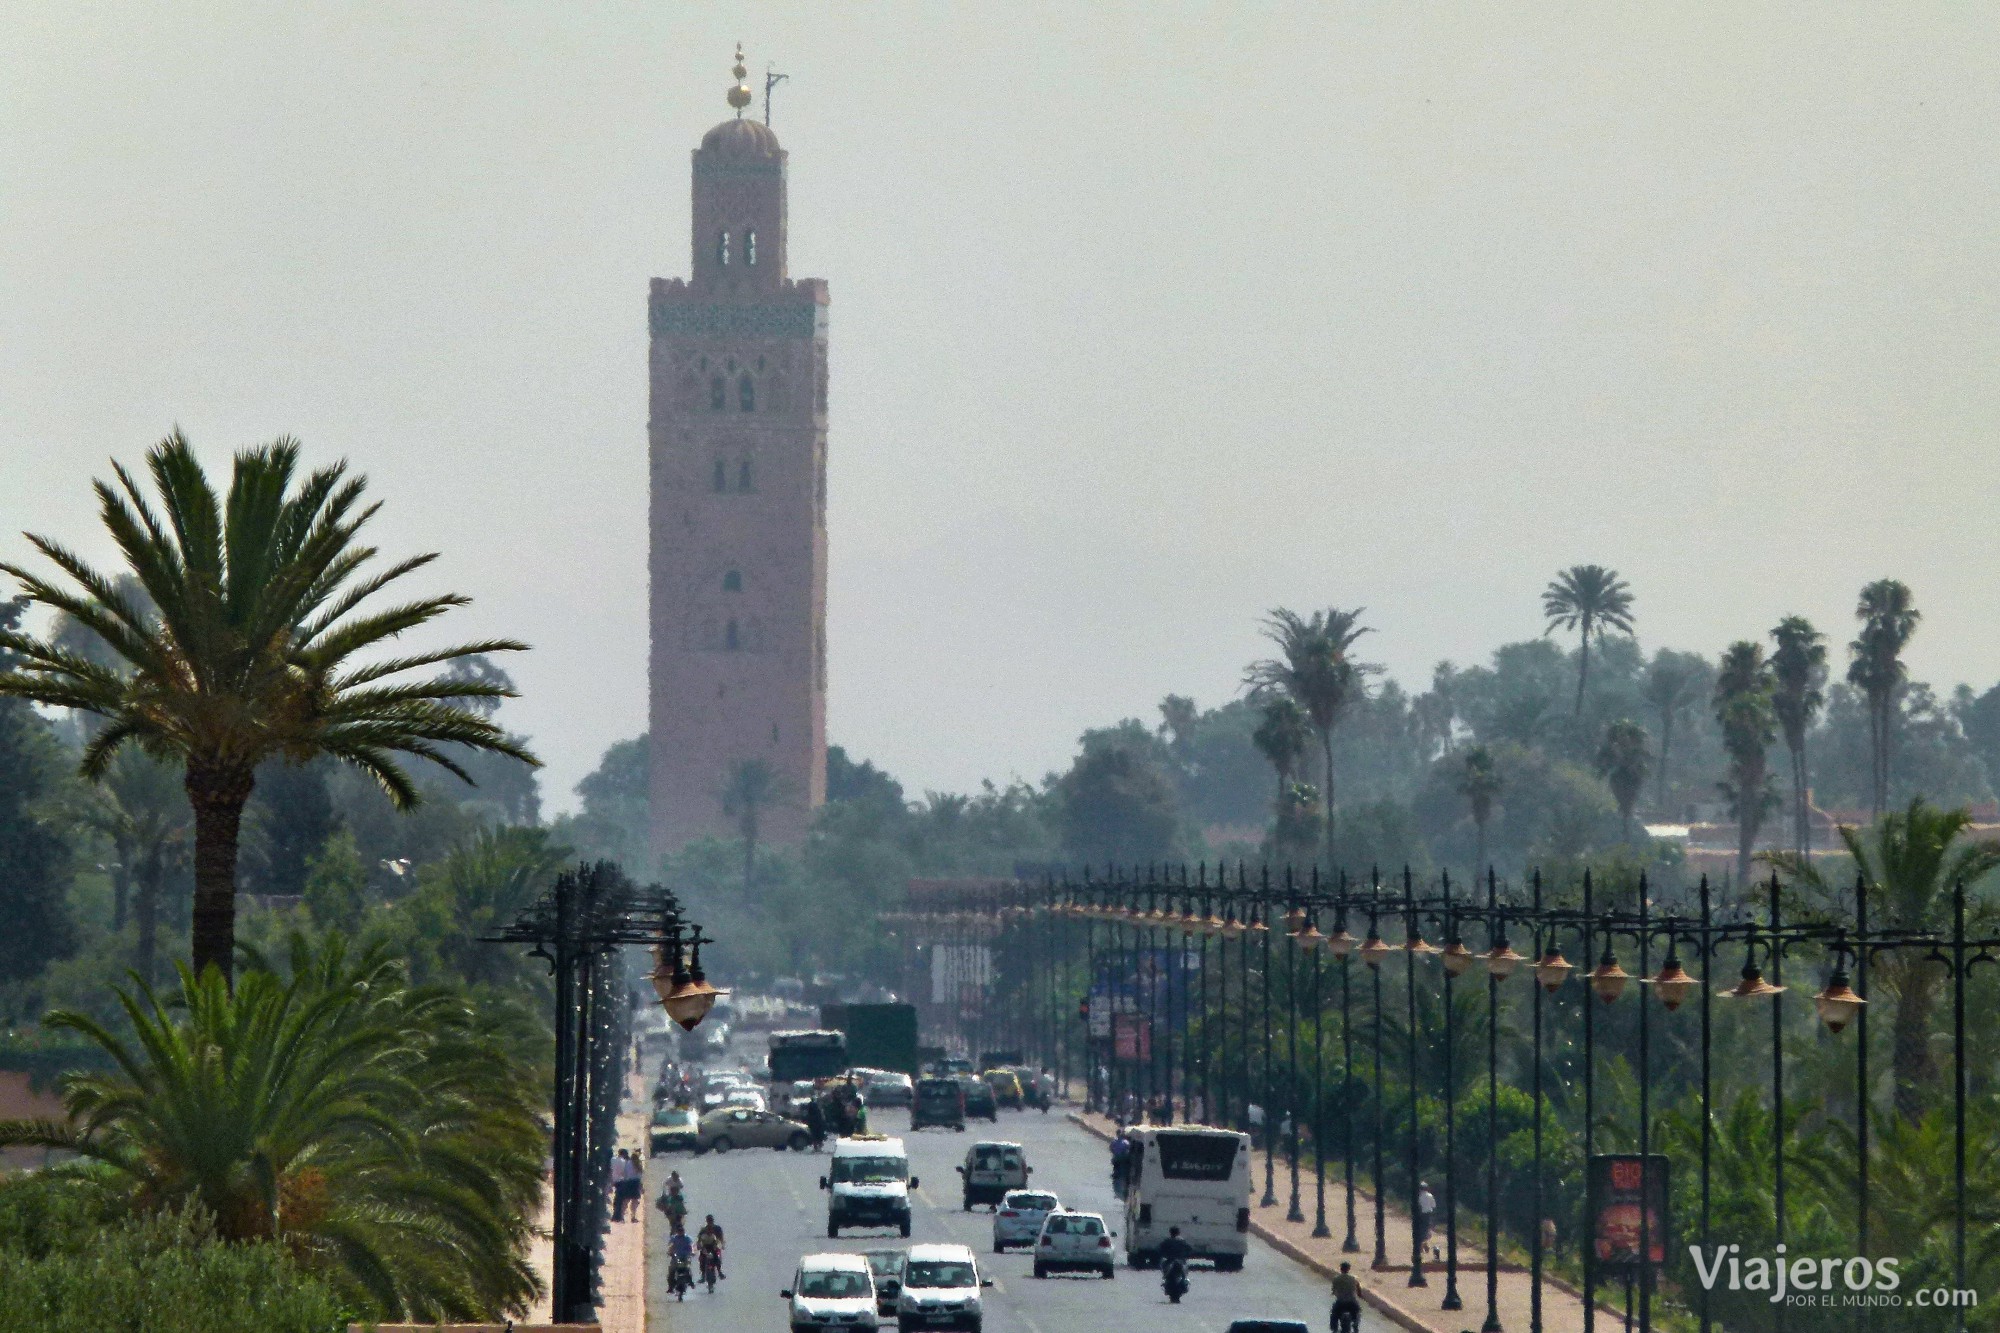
[781, 1251, 879, 1332]
[1121, 1125, 1252, 1270]
[956, 1140, 1029, 1210]
[822, 1134, 918, 1238]
[895, 1242, 991, 1333]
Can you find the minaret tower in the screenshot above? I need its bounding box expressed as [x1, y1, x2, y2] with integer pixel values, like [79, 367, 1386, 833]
[648, 48, 828, 857]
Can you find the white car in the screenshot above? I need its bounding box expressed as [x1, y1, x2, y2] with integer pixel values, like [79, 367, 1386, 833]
[782, 1252, 879, 1332]
[895, 1243, 991, 1332]
[991, 1189, 1059, 1253]
[722, 1088, 768, 1113]
[1032, 1210, 1115, 1280]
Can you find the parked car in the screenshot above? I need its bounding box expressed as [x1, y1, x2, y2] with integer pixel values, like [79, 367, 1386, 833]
[781, 1251, 879, 1332]
[1225, 1323, 1311, 1333]
[981, 1069, 1023, 1110]
[957, 1076, 998, 1122]
[990, 1189, 1058, 1252]
[860, 1249, 906, 1317]
[649, 1105, 700, 1155]
[1031, 1210, 1116, 1280]
[864, 1071, 915, 1108]
[894, 1243, 991, 1332]
[911, 1077, 967, 1131]
[956, 1141, 1029, 1211]
[697, 1106, 813, 1153]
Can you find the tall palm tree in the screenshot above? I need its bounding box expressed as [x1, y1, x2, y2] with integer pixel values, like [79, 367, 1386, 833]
[1768, 616, 1827, 855]
[1714, 641, 1777, 885]
[1252, 694, 1310, 808]
[1848, 579, 1920, 817]
[0, 434, 533, 981]
[1246, 607, 1372, 872]
[1596, 719, 1653, 842]
[0, 936, 546, 1320]
[1455, 746, 1502, 877]
[1641, 652, 1702, 813]
[1541, 565, 1636, 716]
[1767, 800, 2000, 1118]
[721, 758, 792, 892]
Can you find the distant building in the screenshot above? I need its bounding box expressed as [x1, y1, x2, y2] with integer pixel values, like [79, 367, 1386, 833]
[648, 52, 828, 858]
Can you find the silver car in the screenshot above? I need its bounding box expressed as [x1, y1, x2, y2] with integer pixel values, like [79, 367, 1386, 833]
[991, 1189, 1058, 1252]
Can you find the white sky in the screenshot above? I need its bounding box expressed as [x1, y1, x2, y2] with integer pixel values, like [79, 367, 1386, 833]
[4, 5, 1997, 812]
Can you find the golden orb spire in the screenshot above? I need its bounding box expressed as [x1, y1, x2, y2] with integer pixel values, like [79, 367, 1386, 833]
[727, 44, 752, 116]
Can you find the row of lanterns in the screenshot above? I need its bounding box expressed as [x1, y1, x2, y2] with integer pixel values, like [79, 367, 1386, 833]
[1052, 897, 1865, 1034]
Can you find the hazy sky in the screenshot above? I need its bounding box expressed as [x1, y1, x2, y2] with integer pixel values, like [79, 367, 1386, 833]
[6, 5, 1997, 812]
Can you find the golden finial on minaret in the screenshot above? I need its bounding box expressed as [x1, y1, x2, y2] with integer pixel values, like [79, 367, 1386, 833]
[727, 45, 752, 116]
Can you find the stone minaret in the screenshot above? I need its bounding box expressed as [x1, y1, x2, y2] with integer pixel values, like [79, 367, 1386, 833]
[648, 49, 827, 858]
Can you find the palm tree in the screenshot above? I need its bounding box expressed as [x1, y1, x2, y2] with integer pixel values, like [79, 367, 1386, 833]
[1714, 641, 1777, 885]
[1768, 800, 2000, 1118]
[85, 749, 190, 985]
[1595, 719, 1653, 841]
[1848, 579, 1920, 817]
[1641, 651, 1702, 814]
[1768, 616, 1827, 855]
[0, 434, 533, 981]
[1455, 745, 1502, 877]
[721, 758, 792, 891]
[0, 937, 545, 1320]
[1251, 695, 1311, 839]
[1246, 607, 1372, 871]
[1541, 565, 1636, 716]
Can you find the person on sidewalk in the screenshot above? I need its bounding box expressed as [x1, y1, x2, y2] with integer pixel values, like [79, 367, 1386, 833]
[1413, 1180, 1436, 1257]
[610, 1149, 642, 1221]
[804, 1095, 827, 1152]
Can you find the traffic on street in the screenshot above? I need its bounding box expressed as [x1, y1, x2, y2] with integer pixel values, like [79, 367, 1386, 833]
[641, 1030, 1387, 1333]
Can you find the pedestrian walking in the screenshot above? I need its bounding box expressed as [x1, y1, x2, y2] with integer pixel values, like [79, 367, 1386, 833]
[1412, 1180, 1436, 1260]
[611, 1148, 642, 1221]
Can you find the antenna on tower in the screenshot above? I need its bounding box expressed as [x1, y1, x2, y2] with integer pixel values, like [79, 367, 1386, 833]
[764, 64, 789, 127]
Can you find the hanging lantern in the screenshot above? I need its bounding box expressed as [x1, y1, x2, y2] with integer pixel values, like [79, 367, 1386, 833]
[1295, 918, 1326, 948]
[1325, 927, 1358, 959]
[1220, 913, 1245, 939]
[1720, 962, 1785, 1000]
[1534, 947, 1573, 992]
[1284, 906, 1308, 937]
[1812, 970, 1865, 1033]
[1440, 940, 1478, 977]
[1359, 931, 1392, 969]
[1484, 942, 1526, 980]
[1641, 957, 1697, 1011]
[1588, 951, 1631, 1004]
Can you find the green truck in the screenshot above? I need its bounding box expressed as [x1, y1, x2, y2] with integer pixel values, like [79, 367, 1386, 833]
[820, 1003, 919, 1075]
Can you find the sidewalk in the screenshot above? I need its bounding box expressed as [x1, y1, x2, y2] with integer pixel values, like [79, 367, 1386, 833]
[1071, 1111, 1618, 1333]
[524, 1068, 649, 1333]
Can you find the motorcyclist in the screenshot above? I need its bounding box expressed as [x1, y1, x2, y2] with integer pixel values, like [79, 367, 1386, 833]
[666, 1225, 694, 1295]
[697, 1214, 727, 1281]
[1109, 1125, 1131, 1197]
[1159, 1226, 1193, 1301]
[1329, 1260, 1362, 1333]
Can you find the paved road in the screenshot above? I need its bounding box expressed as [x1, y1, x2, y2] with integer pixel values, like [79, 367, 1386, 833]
[643, 1065, 1388, 1331]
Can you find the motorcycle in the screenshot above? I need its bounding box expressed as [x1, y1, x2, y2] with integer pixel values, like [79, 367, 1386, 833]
[699, 1248, 722, 1293]
[667, 1256, 694, 1301]
[1162, 1257, 1189, 1304]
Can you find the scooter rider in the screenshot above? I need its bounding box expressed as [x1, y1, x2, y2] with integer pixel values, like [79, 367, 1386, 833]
[697, 1214, 727, 1280]
[666, 1224, 694, 1294]
[1159, 1226, 1193, 1301]
[1330, 1261, 1363, 1332]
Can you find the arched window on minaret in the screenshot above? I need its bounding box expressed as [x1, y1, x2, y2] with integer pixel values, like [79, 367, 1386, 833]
[746, 230, 758, 265]
[710, 377, 725, 411]
[739, 374, 755, 412]
[717, 230, 730, 266]
[738, 459, 754, 491]
[725, 619, 740, 651]
[722, 569, 742, 593]
[712, 458, 727, 492]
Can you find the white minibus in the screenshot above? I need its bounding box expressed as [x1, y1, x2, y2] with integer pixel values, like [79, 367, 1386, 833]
[1121, 1124, 1252, 1270]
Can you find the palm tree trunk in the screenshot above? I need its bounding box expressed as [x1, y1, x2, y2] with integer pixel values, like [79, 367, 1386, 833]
[1573, 632, 1591, 717]
[111, 866, 130, 933]
[1890, 974, 1938, 1120]
[186, 762, 253, 983]
[134, 856, 161, 987]
[743, 806, 759, 893]
[1656, 711, 1673, 813]
[1792, 744, 1810, 856]
[1321, 731, 1336, 874]
[1473, 820, 1487, 880]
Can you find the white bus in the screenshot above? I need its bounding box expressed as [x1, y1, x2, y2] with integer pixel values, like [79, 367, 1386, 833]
[1122, 1125, 1253, 1270]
